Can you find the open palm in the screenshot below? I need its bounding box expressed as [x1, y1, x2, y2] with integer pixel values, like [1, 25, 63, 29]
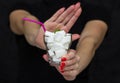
[35, 2, 82, 49]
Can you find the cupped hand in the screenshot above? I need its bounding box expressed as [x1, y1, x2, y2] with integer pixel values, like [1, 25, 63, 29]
[43, 49, 81, 81]
[58, 49, 80, 81]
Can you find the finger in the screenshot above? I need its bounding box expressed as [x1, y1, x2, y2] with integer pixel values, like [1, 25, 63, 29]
[64, 60, 79, 71]
[64, 8, 82, 32]
[62, 10, 75, 25]
[62, 49, 76, 60]
[62, 2, 81, 25]
[74, 2, 81, 10]
[64, 55, 79, 66]
[65, 59, 76, 67]
[42, 54, 56, 67]
[71, 34, 80, 41]
[62, 70, 78, 80]
[55, 5, 75, 23]
[63, 55, 80, 74]
[42, 54, 49, 62]
[48, 7, 65, 22]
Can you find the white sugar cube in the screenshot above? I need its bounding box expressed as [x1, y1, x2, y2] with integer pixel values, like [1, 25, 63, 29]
[54, 42, 64, 49]
[54, 34, 63, 42]
[54, 30, 66, 42]
[55, 49, 67, 58]
[52, 57, 61, 63]
[44, 30, 71, 65]
[48, 50, 55, 57]
[45, 31, 54, 37]
[45, 36, 54, 43]
[46, 43, 53, 49]
[65, 35, 71, 43]
[55, 30, 66, 36]
[63, 43, 70, 49]
[61, 35, 71, 49]
[50, 43, 63, 51]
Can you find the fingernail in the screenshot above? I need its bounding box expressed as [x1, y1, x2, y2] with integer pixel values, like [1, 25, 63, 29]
[61, 65, 64, 70]
[59, 66, 63, 71]
[61, 71, 64, 73]
[61, 57, 67, 61]
[60, 63, 66, 71]
[60, 62, 66, 67]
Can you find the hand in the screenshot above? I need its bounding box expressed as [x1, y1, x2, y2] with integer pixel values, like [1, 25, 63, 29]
[58, 49, 80, 81]
[35, 2, 82, 49]
[43, 49, 80, 81]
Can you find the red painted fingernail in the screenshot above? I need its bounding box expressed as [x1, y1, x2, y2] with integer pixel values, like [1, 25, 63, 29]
[61, 66, 64, 70]
[61, 71, 64, 73]
[61, 57, 67, 61]
[60, 62, 65, 67]
[59, 66, 63, 71]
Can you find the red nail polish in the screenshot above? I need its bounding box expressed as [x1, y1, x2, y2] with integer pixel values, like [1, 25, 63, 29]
[61, 57, 67, 61]
[61, 62, 65, 67]
[59, 66, 61, 71]
[59, 66, 63, 71]
[61, 71, 64, 73]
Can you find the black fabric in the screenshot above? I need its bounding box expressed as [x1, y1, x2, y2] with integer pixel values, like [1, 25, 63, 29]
[0, 1, 18, 83]
[0, 0, 110, 83]
[9, 0, 110, 49]
[9, 0, 110, 26]
[84, 0, 120, 83]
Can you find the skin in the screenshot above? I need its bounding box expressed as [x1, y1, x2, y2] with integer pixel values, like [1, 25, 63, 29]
[9, 2, 81, 50]
[9, 2, 82, 80]
[43, 21, 108, 81]
[43, 20, 108, 81]
[9, 1, 108, 81]
[59, 20, 108, 81]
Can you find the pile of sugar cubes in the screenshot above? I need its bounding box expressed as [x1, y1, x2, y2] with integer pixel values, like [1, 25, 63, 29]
[44, 30, 71, 65]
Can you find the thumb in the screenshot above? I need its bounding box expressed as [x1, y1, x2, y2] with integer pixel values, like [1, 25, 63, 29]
[72, 34, 80, 41]
[42, 54, 56, 67]
[42, 54, 49, 62]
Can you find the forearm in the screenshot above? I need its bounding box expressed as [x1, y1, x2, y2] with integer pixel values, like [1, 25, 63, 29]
[9, 10, 40, 46]
[9, 10, 30, 35]
[76, 20, 108, 73]
[9, 3, 81, 50]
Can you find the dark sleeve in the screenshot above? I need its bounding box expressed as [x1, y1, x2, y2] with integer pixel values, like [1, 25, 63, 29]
[9, 1, 42, 16]
[80, 2, 111, 26]
[9, 2, 30, 13]
[70, 1, 111, 49]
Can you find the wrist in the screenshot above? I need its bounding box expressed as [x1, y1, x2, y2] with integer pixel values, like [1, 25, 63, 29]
[22, 16, 47, 50]
[34, 27, 46, 50]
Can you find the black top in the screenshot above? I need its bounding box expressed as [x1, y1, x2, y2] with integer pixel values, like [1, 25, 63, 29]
[0, 0, 110, 83]
[9, 0, 110, 48]
[85, 0, 120, 83]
